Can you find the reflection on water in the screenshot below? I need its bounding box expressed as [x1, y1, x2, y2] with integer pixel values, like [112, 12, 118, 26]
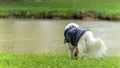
[0, 19, 120, 56]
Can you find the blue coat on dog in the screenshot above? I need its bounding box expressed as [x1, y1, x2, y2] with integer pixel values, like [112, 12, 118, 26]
[64, 26, 88, 46]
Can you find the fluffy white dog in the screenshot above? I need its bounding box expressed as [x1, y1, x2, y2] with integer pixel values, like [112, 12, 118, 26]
[64, 23, 107, 59]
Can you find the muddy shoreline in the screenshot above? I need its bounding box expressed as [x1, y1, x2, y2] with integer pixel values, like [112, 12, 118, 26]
[1, 11, 120, 21]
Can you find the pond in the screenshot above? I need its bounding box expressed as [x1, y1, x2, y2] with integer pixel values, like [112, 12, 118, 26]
[0, 19, 120, 56]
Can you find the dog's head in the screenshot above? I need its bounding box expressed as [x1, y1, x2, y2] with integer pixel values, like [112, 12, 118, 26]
[65, 23, 79, 30]
[64, 23, 80, 44]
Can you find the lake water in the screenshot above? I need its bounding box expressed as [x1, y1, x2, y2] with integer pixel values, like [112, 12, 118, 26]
[0, 19, 120, 56]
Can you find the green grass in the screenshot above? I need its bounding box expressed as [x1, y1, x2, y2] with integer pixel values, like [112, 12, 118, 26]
[0, 0, 120, 19]
[0, 52, 119, 68]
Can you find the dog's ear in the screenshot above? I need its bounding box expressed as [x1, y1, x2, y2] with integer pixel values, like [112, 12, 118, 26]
[64, 39, 67, 44]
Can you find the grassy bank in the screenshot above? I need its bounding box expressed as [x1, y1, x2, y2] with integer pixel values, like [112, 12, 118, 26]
[0, 52, 119, 68]
[0, 0, 120, 20]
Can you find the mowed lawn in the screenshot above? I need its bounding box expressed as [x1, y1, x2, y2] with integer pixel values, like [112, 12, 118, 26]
[0, 52, 119, 68]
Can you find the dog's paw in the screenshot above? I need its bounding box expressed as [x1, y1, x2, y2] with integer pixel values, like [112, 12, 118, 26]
[81, 54, 87, 60]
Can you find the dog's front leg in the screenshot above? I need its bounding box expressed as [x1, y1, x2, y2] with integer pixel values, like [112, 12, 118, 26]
[68, 43, 76, 59]
[74, 47, 79, 59]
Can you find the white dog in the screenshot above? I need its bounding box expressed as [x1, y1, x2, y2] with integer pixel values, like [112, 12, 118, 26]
[64, 23, 107, 59]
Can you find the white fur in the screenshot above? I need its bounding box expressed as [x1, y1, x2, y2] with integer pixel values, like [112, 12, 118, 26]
[65, 23, 79, 30]
[65, 23, 107, 59]
[78, 31, 107, 57]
